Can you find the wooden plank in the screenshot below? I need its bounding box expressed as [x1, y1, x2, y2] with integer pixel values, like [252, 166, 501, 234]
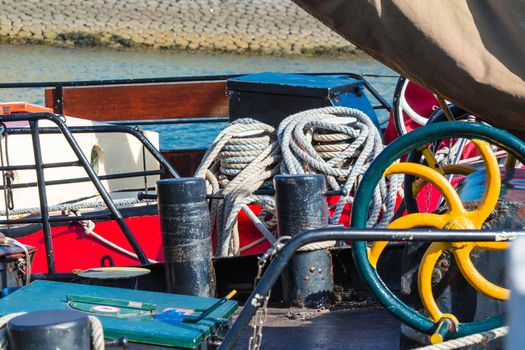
[0, 102, 53, 115]
[44, 81, 228, 121]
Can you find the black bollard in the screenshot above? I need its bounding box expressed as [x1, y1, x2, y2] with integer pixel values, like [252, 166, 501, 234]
[157, 177, 215, 297]
[7, 310, 91, 350]
[274, 174, 333, 308]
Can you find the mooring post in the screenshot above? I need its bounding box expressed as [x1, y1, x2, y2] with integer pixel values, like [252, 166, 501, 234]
[157, 177, 215, 297]
[274, 174, 333, 308]
[7, 310, 91, 350]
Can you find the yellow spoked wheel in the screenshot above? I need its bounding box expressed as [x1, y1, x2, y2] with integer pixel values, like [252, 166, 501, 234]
[419, 240, 508, 324]
[379, 141, 509, 324]
[352, 122, 525, 340]
[368, 141, 509, 320]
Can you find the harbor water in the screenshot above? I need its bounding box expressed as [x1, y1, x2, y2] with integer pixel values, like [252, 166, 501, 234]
[0, 44, 398, 150]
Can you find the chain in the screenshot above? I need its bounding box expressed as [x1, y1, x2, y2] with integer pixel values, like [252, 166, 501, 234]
[0, 126, 14, 235]
[15, 257, 28, 284]
[4, 171, 14, 211]
[247, 292, 270, 350]
[248, 236, 291, 350]
[425, 180, 431, 212]
[287, 307, 328, 320]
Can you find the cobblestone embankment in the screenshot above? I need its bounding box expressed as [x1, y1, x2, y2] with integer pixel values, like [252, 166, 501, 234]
[0, 0, 360, 56]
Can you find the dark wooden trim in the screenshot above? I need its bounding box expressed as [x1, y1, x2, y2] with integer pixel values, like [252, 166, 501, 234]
[45, 81, 228, 121]
[160, 149, 207, 177]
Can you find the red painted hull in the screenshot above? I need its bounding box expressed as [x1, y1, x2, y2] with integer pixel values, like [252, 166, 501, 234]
[17, 190, 451, 274]
[17, 205, 275, 273]
[18, 216, 164, 273]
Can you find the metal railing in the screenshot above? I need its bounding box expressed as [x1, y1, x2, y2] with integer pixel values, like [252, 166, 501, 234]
[0, 112, 179, 273]
[0, 72, 392, 117]
[219, 227, 524, 349]
[0, 73, 394, 273]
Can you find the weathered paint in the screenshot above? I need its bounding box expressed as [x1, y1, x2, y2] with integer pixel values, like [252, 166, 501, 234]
[157, 177, 215, 297]
[275, 174, 333, 308]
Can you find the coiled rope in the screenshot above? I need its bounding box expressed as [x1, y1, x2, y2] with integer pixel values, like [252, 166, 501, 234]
[197, 108, 401, 255]
[195, 119, 281, 257]
[0, 313, 104, 350]
[414, 326, 508, 350]
[278, 107, 401, 228]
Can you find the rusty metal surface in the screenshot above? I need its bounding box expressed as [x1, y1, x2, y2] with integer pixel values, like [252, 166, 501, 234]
[275, 175, 333, 309]
[157, 178, 215, 297]
[233, 304, 400, 349]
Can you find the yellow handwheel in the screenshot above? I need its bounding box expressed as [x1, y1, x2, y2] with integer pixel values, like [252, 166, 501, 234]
[369, 140, 509, 329]
[370, 141, 508, 317]
[367, 161, 477, 269]
[352, 122, 525, 340]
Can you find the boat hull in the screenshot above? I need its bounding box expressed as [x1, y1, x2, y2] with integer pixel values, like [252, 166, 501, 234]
[15, 204, 274, 273]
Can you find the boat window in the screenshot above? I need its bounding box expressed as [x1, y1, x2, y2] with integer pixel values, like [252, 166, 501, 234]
[90, 145, 103, 175]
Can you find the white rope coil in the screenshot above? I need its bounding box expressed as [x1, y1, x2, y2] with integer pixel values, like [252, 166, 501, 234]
[278, 106, 401, 228]
[414, 326, 508, 350]
[196, 108, 401, 255]
[0, 313, 104, 350]
[195, 118, 281, 257]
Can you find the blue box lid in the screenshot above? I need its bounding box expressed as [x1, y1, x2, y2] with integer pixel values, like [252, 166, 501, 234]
[227, 72, 363, 98]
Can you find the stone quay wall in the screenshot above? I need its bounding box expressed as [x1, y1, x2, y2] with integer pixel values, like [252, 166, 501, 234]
[0, 0, 360, 56]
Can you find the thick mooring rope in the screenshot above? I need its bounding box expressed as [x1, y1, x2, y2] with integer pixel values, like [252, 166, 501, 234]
[414, 326, 508, 350]
[196, 108, 401, 255]
[78, 219, 158, 263]
[0, 313, 104, 350]
[278, 107, 400, 227]
[88, 315, 105, 350]
[195, 119, 281, 257]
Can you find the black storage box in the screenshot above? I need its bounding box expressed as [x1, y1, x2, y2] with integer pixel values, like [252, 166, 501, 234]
[227, 72, 379, 128]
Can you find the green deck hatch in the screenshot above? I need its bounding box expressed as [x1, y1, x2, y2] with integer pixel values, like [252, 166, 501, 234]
[0, 280, 237, 348]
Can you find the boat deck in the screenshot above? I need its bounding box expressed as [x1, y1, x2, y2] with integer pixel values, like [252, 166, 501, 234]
[234, 303, 401, 350]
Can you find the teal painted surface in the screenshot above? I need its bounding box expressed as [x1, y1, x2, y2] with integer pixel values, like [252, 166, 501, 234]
[351, 122, 525, 338]
[0, 280, 237, 348]
[228, 72, 358, 91]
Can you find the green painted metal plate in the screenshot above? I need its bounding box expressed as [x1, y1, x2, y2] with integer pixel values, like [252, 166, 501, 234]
[0, 280, 237, 348]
